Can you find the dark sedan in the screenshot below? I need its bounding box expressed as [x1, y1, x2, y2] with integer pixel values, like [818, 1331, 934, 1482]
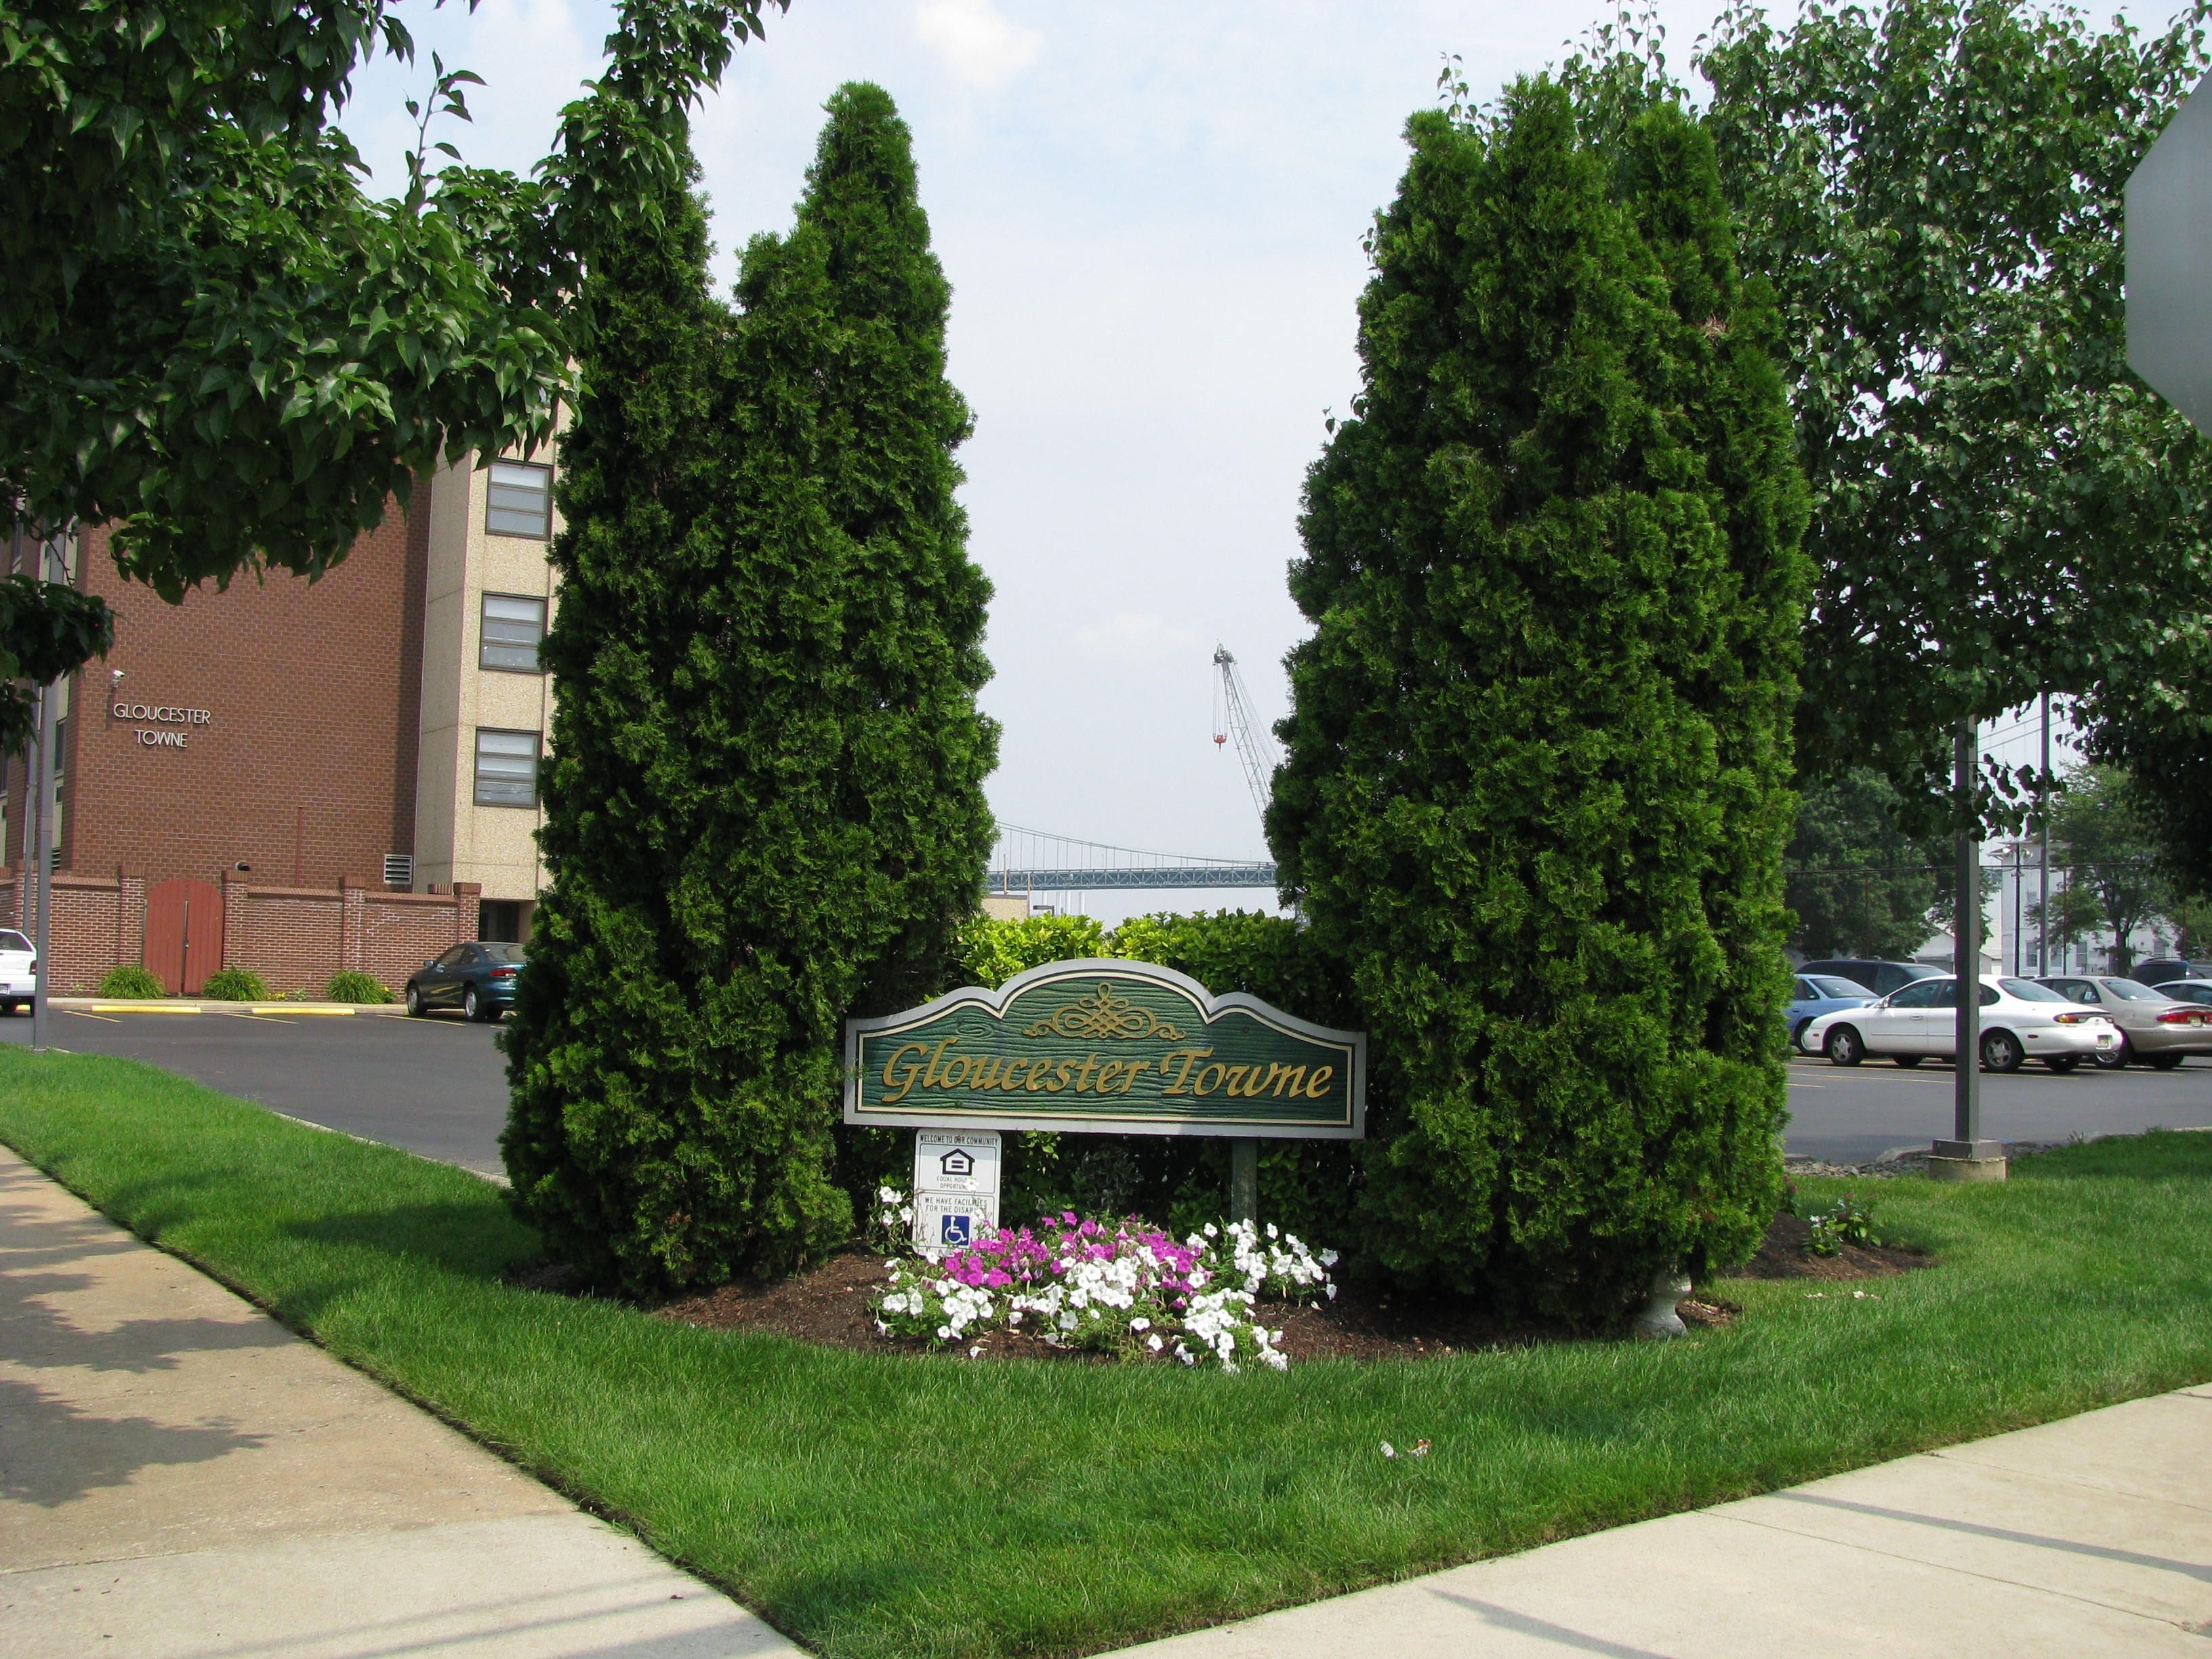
[405, 941, 525, 1022]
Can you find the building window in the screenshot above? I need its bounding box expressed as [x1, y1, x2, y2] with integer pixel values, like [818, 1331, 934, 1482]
[486, 460, 553, 539]
[480, 593, 547, 672]
[474, 729, 541, 808]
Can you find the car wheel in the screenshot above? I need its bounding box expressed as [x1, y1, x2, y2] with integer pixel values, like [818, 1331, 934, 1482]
[2146, 1052, 2184, 1071]
[464, 986, 483, 1022]
[2093, 1032, 2132, 1069]
[1790, 1018, 1811, 1051]
[1895, 1054, 1923, 1067]
[1980, 1029, 2024, 1073]
[1825, 1025, 1864, 1066]
[2045, 1054, 2081, 1074]
[405, 984, 425, 1017]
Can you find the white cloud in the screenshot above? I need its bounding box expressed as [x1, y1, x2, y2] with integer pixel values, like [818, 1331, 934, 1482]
[914, 0, 1042, 91]
[1073, 610, 1203, 666]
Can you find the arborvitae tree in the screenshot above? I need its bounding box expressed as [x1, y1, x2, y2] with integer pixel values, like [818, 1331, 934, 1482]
[1269, 83, 1807, 1320]
[504, 85, 995, 1294]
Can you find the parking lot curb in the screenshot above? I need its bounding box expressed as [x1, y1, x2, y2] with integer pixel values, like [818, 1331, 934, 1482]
[86, 1002, 202, 1015]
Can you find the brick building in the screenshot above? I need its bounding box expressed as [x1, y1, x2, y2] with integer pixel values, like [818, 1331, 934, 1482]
[3, 447, 560, 994]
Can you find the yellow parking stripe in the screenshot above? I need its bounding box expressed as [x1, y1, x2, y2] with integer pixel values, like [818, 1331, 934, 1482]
[64, 1009, 121, 1023]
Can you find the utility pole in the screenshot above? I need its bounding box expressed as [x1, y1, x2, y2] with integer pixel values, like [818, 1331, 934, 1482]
[28, 525, 66, 1054]
[1933, 718, 2005, 1181]
[2038, 693, 2051, 977]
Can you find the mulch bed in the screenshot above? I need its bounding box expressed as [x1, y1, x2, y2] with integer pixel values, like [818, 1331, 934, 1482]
[1723, 1212, 1928, 1283]
[630, 1212, 1929, 1364]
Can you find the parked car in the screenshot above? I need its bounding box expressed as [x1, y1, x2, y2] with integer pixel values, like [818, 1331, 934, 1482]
[2130, 958, 2209, 989]
[2034, 974, 2212, 1070]
[0, 928, 33, 1014]
[404, 941, 525, 1022]
[1803, 975, 2117, 1073]
[2161, 979, 2212, 1009]
[1796, 958, 1946, 998]
[1786, 973, 1878, 1050]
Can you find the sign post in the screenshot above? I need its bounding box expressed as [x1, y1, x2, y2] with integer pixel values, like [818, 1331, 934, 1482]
[846, 959, 1366, 1229]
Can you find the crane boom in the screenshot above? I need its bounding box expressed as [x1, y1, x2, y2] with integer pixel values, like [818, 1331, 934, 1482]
[1211, 644, 1279, 832]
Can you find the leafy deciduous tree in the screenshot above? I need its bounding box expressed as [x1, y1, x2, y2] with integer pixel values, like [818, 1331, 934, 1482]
[1693, 0, 2212, 826]
[1784, 768, 1940, 961]
[0, 0, 781, 751]
[2044, 763, 2177, 972]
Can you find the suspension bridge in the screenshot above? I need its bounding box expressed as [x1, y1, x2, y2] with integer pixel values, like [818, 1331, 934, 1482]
[986, 823, 1277, 897]
[985, 644, 1282, 899]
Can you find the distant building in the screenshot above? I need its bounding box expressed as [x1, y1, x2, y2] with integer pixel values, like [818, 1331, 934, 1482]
[2, 446, 560, 991]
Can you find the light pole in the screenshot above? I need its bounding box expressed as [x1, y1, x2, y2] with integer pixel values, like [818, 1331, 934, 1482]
[1933, 718, 2005, 1181]
[28, 524, 67, 1054]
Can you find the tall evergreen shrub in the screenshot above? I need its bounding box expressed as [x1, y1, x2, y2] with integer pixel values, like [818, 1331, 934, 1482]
[1269, 84, 1808, 1319]
[504, 85, 996, 1294]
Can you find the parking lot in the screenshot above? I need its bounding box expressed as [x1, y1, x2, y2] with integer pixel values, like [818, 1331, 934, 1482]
[6, 1005, 2211, 1176]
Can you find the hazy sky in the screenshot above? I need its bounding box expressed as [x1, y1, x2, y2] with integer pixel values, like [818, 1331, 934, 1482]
[340, 1, 2130, 923]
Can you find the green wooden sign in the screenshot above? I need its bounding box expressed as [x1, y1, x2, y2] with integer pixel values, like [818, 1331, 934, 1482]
[843, 959, 1366, 1139]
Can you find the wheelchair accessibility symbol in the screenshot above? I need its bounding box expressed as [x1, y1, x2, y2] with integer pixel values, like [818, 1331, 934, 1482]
[938, 1212, 974, 1248]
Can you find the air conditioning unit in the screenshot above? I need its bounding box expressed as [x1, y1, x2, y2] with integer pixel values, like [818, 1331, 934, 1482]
[383, 853, 415, 890]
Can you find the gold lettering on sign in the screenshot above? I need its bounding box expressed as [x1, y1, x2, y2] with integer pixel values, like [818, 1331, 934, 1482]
[1159, 1048, 1211, 1094]
[1305, 1065, 1335, 1099]
[880, 1042, 929, 1103]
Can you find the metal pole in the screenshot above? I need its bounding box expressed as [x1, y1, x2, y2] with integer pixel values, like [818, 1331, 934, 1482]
[1953, 721, 1981, 1141]
[2038, 693, 2051, 977]
[1229, 1140, 1258, 1226]
[28, 529, 62, 1052]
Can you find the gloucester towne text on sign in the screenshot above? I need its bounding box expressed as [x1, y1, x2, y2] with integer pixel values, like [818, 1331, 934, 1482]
[843, 959, 1366, 1139]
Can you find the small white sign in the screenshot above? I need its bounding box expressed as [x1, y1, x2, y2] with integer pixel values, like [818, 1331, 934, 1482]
[914, 1128, 1002, 1196]
[914, 1191, 1000, 1251]
[913, 1130, 1002, 1248]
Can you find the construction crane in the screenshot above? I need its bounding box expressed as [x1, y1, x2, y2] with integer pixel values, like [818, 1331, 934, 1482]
[1211, 644, 1280, 834]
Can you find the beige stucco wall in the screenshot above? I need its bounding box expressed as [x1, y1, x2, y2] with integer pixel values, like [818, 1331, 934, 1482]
[412, 445, 560, 903]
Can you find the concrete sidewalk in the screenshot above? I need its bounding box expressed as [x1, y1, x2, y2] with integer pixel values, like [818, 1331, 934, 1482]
[1121, 1392, 2212, 1657]
[0, 1146, 797, 1658]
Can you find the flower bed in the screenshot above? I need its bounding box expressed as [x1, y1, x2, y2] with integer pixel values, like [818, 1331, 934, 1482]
[870, 1189, 1336, 1370]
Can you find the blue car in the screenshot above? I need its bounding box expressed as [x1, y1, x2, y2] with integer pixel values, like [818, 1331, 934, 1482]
[1786, 972, 1878, 1051]
[404, 941, 526, 1022]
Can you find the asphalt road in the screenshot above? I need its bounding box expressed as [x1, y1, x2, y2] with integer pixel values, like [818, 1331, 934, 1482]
[7, 1006, 2211, 1175]
[1, 1006, 512, 1176]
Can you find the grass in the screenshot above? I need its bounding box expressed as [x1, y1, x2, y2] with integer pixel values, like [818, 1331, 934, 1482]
[3, 1048, 2209, 1658]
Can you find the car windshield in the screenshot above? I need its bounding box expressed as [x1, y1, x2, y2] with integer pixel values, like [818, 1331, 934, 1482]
[480, 943, 528, 964]
[2103, 979, 2165, 1001]
[1809, 976, 1870, 998]
[1999, 979, 2070, 1002]
[0, 930, 28, 954]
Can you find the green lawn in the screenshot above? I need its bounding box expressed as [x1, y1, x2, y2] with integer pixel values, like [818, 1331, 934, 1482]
[4, 1048, 2209, 1659]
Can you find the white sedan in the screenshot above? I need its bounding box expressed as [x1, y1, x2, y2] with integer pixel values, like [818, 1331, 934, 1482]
[0, 928, 33, 1014]
[1803, 975, 2117, 1073]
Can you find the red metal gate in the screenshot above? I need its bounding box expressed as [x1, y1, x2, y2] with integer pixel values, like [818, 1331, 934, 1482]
[144, 879, 224, 996]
